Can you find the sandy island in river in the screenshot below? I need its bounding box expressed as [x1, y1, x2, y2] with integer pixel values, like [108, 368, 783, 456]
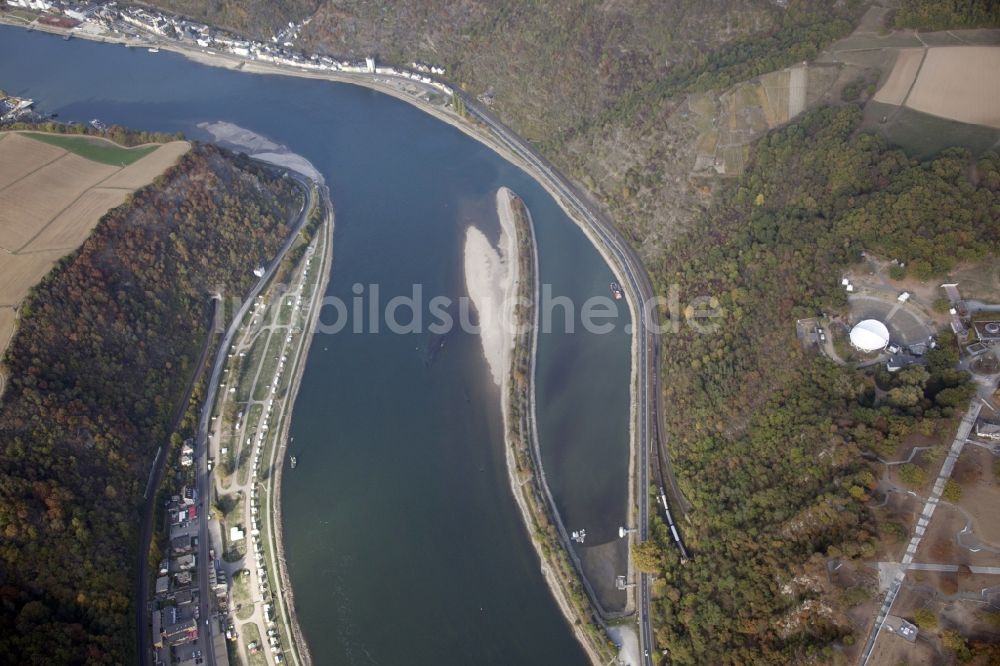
[464, 187, 520, 387]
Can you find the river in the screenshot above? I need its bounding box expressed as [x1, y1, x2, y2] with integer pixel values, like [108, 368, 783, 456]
[0, 25, 631, 664]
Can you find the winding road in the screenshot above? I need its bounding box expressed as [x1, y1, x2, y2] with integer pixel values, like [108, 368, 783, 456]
[137, 169, 313, 666]
[116, 41, 677, 663]
[456, 93, 682, 666]
[194, 172, 313, 666]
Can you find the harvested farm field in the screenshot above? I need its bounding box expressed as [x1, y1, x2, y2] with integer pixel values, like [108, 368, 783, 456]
[0, 250, 64, 305]
[99, 141, 191, 189]
[905, 47, 1000, 128]
[0, 131, 190, 357]
[21, 188, 130, 253]
[872, 48, 924, 106]
[0, 132, 65, 189]
[874, 46, 1000, 128]
[0, 153, 119, 249]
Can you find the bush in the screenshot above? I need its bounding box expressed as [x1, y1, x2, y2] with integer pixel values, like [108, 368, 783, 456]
[943, 479, 962, 502]
[913, 607, 937, 630]
[900, 463, 928, 487]
[840, 586, 870, 607]
[883, 522, 907, 543]
[941, 629, 972, 661]
[840, 79, 863, 102]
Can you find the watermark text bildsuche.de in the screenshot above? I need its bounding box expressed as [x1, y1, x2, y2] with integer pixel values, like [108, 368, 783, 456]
[215, 282, 722, 336]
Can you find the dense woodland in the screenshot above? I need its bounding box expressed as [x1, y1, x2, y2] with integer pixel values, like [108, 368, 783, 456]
[894, 0, 1000, 30]
[18, 1, 1000, 662]
[0, 145, 301, 663]
[138, 0, 319, 39]
[553, 3, 857, 146]
[644, 105, 1000, 663]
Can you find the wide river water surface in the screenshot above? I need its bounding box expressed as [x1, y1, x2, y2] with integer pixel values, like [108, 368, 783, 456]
[0, 26, 631, 665]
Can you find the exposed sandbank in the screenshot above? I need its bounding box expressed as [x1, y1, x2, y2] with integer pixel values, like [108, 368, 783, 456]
[464, 187, 519, 387]
[197, 120, 325, 184]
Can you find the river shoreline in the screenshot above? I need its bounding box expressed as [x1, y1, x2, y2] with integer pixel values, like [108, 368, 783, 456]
[492, 189, 613, 666]
[202, 164, 331, 666]
[157, 24, 644, 655]
[1, 16, 642, 658]
[264, 194, 334, 666]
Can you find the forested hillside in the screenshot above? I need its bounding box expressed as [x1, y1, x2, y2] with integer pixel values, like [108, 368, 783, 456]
[136, 0, 866, 252]
[136, 0, 318, 38]
[0, 145, 301, 663]
[642, 105, 1000, 663]
[125, 1, 1000, 661]
[894, 0, 1000, 30]
[298, 1, 858, 143]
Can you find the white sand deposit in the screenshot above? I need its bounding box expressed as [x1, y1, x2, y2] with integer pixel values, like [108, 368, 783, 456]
[464, 187, 520, 387]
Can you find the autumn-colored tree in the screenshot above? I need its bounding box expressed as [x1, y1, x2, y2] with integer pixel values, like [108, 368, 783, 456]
[0, 144, 302, 663]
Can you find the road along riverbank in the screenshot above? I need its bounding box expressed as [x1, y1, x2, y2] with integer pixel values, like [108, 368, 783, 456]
[0, 17, 652, 658]
[262, 193, 333, 666]
[468, 187, 617, 665]
[198, 123, 329, 663]
[204, 171, 332, 666]
[2, 8, 654, 517]
[0, 25, 623, 663]
[190, 40, 647, 656]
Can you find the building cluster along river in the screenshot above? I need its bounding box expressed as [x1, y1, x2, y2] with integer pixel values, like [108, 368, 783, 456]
[0, 26, 632, 665]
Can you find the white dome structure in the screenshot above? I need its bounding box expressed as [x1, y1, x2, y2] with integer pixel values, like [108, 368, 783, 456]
[850, 319, 890, 352]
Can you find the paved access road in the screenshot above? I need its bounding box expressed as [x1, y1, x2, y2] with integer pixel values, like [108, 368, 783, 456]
[211, 196, 328, 666]
[136, 170, 312, 666]
[193, 173, 313, 666]
[858, 397, 986, 666]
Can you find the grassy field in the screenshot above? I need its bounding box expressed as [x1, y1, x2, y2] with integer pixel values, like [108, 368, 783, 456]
[1, 8, 41, 23]
[236, 403, 263, 487]
[21, 131, 159, 166]
[276, 293, 296, 326]
[948, 258, 1000, 302]
[239, 621, 269, 666]
[236, 331, 269, 403]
